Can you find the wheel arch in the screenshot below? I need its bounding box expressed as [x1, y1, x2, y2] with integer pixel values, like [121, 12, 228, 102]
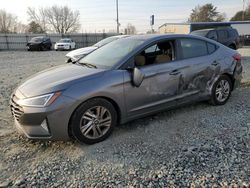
[68, 96, 121, 138]
[222, 73, 235, 90]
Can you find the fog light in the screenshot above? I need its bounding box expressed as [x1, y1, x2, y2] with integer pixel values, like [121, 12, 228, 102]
[41, 119, 49, 133]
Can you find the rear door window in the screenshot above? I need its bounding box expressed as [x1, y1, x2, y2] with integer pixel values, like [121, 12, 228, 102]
[179, 38, 208, 59]
[217, 30, 228, 39]
[207, 31, 218, 41]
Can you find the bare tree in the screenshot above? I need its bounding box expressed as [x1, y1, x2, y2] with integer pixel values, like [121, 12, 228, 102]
[27, 7, 48, 32]
[14, 22, 28, 33]
[0, 9, 17, 33]
[125, 23, 137, 34]
[46, 5, 80, 33]
[27, 5, 80, 34]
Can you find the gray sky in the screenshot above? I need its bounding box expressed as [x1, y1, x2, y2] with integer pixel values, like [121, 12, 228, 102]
[1, 0, 247, 33]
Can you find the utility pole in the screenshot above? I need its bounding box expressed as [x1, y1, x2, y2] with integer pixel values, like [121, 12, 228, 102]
[242, 0, 245, 21]
[116, 0, 120, 33]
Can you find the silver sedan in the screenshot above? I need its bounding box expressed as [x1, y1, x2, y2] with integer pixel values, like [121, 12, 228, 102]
[10, 34, 242, 144]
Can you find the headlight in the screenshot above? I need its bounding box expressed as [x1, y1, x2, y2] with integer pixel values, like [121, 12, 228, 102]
[17, 92, 61, 107]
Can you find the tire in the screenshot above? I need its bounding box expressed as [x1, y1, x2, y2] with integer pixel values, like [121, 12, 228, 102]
[210, 75, 232, 105]
[70, 98, 117, 144]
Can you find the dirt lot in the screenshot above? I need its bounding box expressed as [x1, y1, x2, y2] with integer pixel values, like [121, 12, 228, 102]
[0, 49, 249, 187]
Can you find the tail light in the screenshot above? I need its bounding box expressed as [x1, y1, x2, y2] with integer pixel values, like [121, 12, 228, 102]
[233, 53, 241, 62]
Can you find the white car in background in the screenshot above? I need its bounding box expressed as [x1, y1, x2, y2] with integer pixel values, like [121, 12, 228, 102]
[55, 38, 76, 51]
[65, 35, 128, 63]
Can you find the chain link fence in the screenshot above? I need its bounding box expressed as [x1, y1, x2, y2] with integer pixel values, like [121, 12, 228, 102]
[0, 33, 116, 50]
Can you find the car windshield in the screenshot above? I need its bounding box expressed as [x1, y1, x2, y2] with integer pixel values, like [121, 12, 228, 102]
[79, 38, 144, 68]
[59, 39, 71, 43]
[191, 30, 209, 37]
[30, 37, 43, 42]
[93, 37, 118, 47]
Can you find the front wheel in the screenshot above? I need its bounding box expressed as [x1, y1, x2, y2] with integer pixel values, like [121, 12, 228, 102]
[210, 75, 232, 105]
[70, 98, 117, 144]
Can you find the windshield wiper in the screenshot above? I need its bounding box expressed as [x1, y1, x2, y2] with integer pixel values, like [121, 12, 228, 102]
[78, 62, 97, 69]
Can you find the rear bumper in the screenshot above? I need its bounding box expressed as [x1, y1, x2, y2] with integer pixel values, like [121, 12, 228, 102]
[233, 61, 243, 89]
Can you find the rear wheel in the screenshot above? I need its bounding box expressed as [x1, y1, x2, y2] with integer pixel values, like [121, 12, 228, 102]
[210, 75, 232, 105]
[70, 98, 117, 144]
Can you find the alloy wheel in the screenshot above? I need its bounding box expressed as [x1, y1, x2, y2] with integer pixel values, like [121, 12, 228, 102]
[215, 79, 230, 102]
[80, 106, 112, 139]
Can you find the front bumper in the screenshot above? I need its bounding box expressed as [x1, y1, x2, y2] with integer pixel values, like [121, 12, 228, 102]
[55, 45, 70, 50]
[27, 45, 40, 50]
[10, 91, 77, 140]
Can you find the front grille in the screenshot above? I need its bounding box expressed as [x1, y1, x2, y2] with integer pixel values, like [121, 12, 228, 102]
[10, 94, 24, 122]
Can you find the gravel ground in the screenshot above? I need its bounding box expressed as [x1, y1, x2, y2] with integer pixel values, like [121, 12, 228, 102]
[0, 49, 249, 187]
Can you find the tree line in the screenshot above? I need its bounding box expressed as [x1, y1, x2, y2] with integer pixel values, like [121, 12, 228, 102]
[0, 3, 250, 34]
[188, 3, 250, 22]
[0, 5, 80, 34]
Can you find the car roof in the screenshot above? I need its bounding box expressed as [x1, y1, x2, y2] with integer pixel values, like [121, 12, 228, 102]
[31, 36, 50, 39]
[192, 27, 235, 33]
[123, 34, 206, 42]
[112, 35, 129, 39]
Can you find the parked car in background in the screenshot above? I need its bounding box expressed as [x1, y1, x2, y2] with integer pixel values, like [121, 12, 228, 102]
[11, 34, 242, 144]
[240, 34, 250, 46]
[54, 38, 76, 51]
[65, 35, 128, 63]
[190, 27, 241, 49]
[27, 36, 52, 51]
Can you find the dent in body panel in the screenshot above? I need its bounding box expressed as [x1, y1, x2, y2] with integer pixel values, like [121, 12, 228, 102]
[175, 57, 221, 98]
[123, 64, 180, 116]
[144, 72, 178, 97]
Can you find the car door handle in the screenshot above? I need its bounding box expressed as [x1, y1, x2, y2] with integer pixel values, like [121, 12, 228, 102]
[169, 70, 180, 75]
[211, 61, 219, 66]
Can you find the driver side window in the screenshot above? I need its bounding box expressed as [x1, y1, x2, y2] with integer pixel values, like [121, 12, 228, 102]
[134, 40, 175, 67]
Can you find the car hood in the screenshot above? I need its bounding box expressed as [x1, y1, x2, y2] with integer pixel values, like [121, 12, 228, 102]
[66, 46, 98, 58]
[18, 64, 105, 98]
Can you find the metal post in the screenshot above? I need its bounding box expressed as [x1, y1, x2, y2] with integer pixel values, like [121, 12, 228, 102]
[242, 0, 245, 20]
[85, 33, 88, 47]
[116, 0, 119, 33]
[5, 33, 9, 50]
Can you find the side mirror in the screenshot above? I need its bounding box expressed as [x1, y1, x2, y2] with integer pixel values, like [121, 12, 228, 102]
[132, 67, 144, 87]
